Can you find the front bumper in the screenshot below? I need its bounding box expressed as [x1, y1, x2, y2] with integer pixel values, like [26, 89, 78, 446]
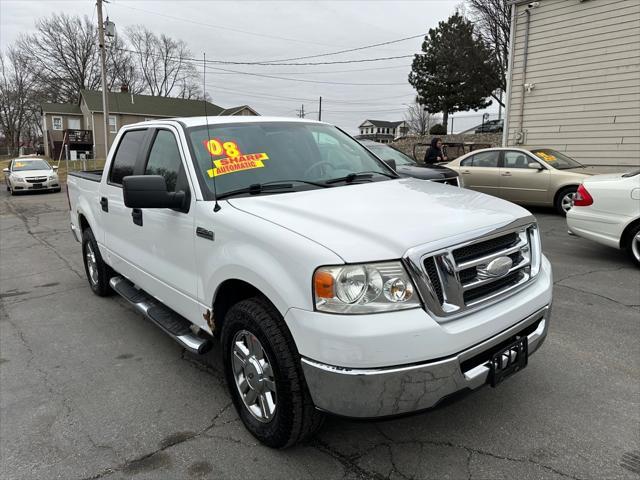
[11, 179, 60, 191]
[301, 305, 550, 418]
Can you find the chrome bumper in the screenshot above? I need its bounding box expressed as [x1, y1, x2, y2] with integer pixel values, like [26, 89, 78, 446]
[301, 305, 550, 418]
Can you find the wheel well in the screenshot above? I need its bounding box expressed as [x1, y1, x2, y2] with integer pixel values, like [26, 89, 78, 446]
[78, 213, 90, 233]
[211, 279, 264, 337]
[553, 185, 578, 205]
[620, 218, 640, 249]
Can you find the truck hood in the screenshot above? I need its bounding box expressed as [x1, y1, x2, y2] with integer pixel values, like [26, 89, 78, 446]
[228, 178, 532, 262]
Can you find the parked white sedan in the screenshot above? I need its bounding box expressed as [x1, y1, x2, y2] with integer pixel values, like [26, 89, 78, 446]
[567, 170, 640, 266]
[3, 157, 61, 195]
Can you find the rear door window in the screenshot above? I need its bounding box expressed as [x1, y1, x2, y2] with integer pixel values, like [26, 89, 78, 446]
[109, 129, 147, 185]
[462, 151, 500, 167]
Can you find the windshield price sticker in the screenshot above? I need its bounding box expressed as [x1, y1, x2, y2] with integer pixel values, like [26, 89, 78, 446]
[203, 138, 269, 177]
[536, 151, 556, 162]
[207, 152, 269, 177]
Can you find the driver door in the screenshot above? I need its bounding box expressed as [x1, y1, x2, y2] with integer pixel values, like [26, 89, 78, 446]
[499, 150, 550, 205]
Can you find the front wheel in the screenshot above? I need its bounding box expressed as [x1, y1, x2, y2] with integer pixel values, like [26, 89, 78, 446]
[221, 297, 323, 448]
[82, 228, 114, 296]
[625, 224, 640, 267]
[555, 186, 577, 216]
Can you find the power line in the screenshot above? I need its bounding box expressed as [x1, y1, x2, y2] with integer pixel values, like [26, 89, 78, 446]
[204, 64, 407, 86]
[203, 62, 411, 76]
[260, 33, 426, 63]
[111, 3, 342, 48]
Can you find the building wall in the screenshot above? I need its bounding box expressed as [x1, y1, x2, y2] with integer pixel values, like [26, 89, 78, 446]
[42, 112, 84, 158]
[505, 0, 640, 166]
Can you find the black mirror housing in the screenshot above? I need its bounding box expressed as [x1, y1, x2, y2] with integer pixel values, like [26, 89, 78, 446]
[123, 175, 185, 209]
[383, 159, 397, 171]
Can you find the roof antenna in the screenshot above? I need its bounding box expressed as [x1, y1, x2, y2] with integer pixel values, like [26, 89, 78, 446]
[203, 52, 221, 212]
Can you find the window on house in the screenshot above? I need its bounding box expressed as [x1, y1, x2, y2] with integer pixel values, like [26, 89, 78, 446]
[109, 115, 117, 133]
[52, 116, 63, 131]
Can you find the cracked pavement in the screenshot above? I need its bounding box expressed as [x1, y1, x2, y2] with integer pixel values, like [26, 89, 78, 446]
[1, 189, 638, 480]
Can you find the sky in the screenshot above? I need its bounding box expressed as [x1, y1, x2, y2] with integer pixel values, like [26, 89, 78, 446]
[0, 0, 499, 134]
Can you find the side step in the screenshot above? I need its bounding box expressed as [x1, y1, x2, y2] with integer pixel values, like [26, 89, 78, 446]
[109, 276, 212, 355]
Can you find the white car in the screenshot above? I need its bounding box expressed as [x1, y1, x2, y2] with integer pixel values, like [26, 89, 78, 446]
[567, 170, 640, 266]
[67, 117, 552, 447]
[3, 157, 61, 195]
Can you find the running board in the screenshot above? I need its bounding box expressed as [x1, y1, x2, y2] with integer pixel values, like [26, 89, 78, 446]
[109, 276, 212, 355]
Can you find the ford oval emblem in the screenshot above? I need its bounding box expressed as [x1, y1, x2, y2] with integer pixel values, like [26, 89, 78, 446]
[478, 256, 513, 279]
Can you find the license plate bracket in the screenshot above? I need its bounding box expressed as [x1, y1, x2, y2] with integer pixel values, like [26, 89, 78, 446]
[489, 336, 528, 387]
[32, 183, 43, 188]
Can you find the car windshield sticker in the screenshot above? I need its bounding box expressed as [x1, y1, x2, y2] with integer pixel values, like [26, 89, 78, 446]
[203, 139, 269, 177]
[14, 161, 27, 168]
[536, 151, 556, 162]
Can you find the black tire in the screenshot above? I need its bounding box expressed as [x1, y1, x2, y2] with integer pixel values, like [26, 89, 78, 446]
[82, 228, 114, 296]
[554, 186, 578, 216]
[221, 297, 324, 448]
[624, 223, 640, 267]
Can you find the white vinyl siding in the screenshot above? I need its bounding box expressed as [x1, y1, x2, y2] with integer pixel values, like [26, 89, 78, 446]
[505, 0, 640, 166]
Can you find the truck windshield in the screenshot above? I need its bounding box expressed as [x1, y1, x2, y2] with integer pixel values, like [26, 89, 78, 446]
[187, 122, 395, 199]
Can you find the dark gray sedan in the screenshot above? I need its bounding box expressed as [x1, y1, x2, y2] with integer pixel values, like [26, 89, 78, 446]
[360, 140, 462, 187]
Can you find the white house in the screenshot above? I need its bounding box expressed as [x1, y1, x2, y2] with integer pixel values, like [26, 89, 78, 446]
[356, 120, 409, 144]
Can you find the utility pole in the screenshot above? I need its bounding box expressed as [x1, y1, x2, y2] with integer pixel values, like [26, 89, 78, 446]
[450, 116, 454, 135]
[96, 0, 110, 160]
[318, 96, 322, 121]
[298, 104, 305, 118]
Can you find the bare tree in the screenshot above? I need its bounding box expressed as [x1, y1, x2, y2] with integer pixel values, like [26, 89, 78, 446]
[467, 0, 511, 105]
[126, 26, 199, 97]
[17, 14, 101, 103]
[0, 49, 39, 154]
[404, 99, 440, 136]
[106, 35, 145, 94]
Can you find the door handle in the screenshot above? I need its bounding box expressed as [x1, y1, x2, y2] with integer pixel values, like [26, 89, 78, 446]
[131, 208, 143, 226]
[461, 170, 471, 174]
[501, 172, 512, 176]
[100, 196, 108, 212]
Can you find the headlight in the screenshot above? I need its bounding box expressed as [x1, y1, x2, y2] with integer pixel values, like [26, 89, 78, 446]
[314, 261, 420, 314]
[48, 175, 56, 181]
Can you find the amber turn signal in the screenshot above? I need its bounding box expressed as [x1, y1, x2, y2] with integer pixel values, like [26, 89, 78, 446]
[314, 270, 335, 298]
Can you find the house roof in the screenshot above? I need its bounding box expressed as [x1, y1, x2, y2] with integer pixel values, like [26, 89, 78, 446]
[219, 105, 259, 116]
[80, 90, 225, 117]
[359, 119, 405, 128]
[41, 103, 82, 115]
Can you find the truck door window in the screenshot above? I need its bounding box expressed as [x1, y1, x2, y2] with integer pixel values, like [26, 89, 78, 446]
[145, 130, 182, 192]
[109, 129, 147, 185]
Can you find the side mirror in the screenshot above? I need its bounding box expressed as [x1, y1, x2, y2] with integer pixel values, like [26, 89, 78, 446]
[2, 168, 9, 173]
[383, 159, 397, 171]
[52, 165, 58, 170]
[123, 175, 185, 209]
[528, 163, 543, 170]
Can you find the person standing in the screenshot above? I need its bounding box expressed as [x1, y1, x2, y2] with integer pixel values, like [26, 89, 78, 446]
[424, 137, 448, 164]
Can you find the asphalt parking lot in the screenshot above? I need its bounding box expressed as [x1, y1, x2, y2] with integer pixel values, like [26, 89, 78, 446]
[1, 188, 638, 480]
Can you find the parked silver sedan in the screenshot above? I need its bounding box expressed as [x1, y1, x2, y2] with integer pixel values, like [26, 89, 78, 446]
[3, 157, 61, 195]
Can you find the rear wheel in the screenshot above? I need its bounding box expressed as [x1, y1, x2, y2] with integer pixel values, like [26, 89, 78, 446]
[221, 297, 323, 448]
[555, 186, 577, 216]
[82, 228, 114, 296]
[625, 224, 640, 267]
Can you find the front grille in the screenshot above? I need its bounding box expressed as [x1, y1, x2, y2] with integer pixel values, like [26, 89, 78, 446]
[412, 224, 540, 317]
[26, 177, 47, 183]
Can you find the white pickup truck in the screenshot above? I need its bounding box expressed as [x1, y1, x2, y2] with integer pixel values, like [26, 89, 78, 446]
[67, 117, 553, 448]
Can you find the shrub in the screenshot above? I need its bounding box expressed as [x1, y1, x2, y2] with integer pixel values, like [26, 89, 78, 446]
[429, 124, 447, 135]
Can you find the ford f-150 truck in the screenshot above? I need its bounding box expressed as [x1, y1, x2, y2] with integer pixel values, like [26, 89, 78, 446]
[67, 117, 552, 448]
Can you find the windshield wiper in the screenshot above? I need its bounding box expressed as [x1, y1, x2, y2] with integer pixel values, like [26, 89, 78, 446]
[324, 170, 396, 185]
[216, 179, 329, 200]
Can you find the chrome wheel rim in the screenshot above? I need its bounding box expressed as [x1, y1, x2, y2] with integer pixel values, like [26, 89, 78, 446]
[85, 243, 99, 286]
[561, 192, 575, 213]
[632, 233, 640, 262]
[232, 330, 277, 423]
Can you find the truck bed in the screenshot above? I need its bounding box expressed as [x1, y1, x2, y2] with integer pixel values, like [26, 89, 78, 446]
[68, 170, 103, 182]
